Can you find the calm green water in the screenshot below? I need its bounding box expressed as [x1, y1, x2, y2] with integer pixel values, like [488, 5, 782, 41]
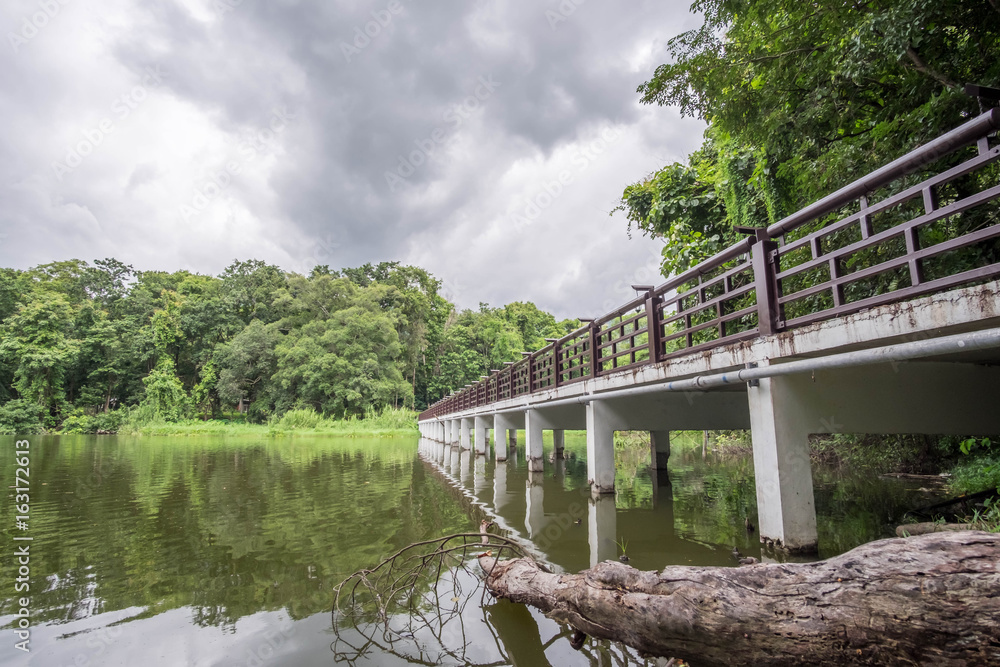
[0, 434, 941, 666]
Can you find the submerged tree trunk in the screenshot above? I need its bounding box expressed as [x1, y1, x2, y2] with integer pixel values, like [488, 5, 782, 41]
[482, 531, 1000, 666]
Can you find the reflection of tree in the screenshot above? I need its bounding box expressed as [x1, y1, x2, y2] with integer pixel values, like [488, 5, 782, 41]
[2, 436, 478, 630]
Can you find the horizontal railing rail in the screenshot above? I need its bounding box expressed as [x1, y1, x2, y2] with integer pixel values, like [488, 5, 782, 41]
[419, 109, 1000, 421]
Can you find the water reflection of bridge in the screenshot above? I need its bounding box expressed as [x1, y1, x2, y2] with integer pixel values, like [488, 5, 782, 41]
[420, 110, 1000, 554]
[418, 438, 737, 572]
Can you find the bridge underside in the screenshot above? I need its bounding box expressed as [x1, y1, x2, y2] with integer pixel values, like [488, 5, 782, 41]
[418, 280, 1000, 553]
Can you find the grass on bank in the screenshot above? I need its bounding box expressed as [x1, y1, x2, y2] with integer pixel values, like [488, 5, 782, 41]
[106, 406, 419, 438]
[616, 429, 1000, 531]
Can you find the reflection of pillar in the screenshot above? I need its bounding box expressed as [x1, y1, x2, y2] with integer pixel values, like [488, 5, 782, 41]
[525, 409, 545, 473]
[588, 494, 617, 567]
[525, 475, 545, 539]
[460, 418, 472, 451]
[474, 455, 487, 495]
[552, 457, 566, 488]
[474, 415, 488, 456]
[651, 476, 675, 536]
[586, 401, 615, 494]
[748, 371, 818, 553]
[650, 430, 671, 470]
[484, 602, 552, 667]
[493, 413, 512, 462]
[460, 449, 471, 485]
[449, 445, 460, 477]
[552, 429, 565, 459]
[493, 460, 510, 512]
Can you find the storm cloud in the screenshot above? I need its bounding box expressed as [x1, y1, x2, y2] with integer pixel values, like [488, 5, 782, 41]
[1, 0, 705, 319]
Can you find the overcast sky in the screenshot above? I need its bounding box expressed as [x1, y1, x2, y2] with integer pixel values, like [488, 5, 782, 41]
[1, 0, 706, 320]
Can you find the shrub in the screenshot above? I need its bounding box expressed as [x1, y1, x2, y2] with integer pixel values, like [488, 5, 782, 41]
[0, 400, 46, 435]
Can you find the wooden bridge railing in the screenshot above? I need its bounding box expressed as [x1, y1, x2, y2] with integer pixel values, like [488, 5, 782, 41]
[420, 109, 1000, 421]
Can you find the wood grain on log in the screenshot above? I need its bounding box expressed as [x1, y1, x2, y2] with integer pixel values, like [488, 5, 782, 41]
[483, 531, 1000, 666]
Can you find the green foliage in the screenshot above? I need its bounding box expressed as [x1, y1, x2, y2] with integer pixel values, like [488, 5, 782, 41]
[625, 0, 999, 278]
[0, 399, 46, 434]
[138, 358, 190, 422]
[272, 408, 323, 430]
[0, 256, 567, 428]
[0, 289, 80, 413]
[59, 408, 128, 434]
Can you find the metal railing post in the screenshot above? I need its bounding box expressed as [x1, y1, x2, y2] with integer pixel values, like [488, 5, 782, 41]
[751, 230, 781, 336]
[644, 289, 662, 363]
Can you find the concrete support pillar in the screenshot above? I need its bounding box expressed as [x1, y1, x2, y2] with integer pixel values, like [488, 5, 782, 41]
[451, 419, 461, 445]
[650, 430, 671, 470]
[509, 429, 517, 450]
[552, 429, 565, 459]
[748, 371, 818, 553]
[474, 415, 488, 456]
[525, 409, 545, 473]
[493, 413, 512, 462]
[586, 401, 615, 495]
[588, 494, 617, 567]
[460, 418, 472, 450]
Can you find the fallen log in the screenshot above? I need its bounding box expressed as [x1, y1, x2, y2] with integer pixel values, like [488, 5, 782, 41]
[481, 531, 1000, 666]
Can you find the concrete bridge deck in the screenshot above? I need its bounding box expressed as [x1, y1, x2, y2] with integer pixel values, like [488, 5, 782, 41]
[419, 110, 1000, 553]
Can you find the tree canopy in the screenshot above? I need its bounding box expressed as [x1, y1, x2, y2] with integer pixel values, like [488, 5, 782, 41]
[0, 258, 576, 433]
[621, 0, 1000, 276]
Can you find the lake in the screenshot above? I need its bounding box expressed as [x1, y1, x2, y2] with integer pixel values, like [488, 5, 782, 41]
[0, 434, 942, 666]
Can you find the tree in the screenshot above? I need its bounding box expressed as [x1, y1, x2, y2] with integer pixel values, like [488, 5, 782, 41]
[272, 289, 410, 417]
[0, 290, 80, 416]
[214, 320, 281, 417]
[220, 259, 285, 324]
[624, 0, 1000, 277]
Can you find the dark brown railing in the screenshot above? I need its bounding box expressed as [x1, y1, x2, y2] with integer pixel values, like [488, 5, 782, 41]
[419, 109, 1000, 421]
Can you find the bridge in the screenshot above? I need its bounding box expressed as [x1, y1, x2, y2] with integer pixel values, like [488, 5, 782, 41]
[418, 109, 1000, 554]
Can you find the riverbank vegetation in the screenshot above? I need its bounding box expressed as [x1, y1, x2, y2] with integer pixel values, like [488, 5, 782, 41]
[0, 259, 576, 435]
[614, 430, 1000, 531]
